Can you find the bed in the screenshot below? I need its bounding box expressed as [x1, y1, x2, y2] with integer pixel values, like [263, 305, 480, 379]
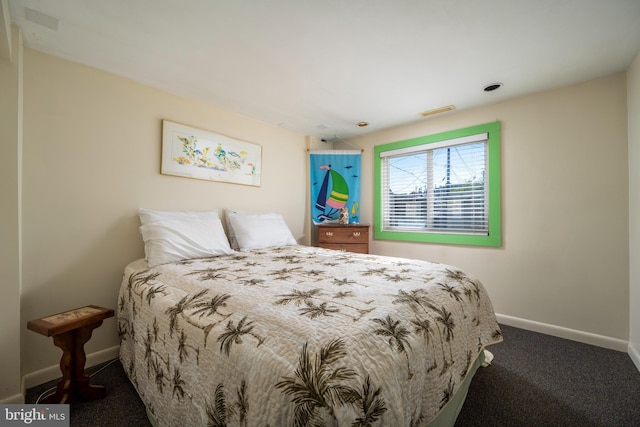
[117, 209, 502, 426]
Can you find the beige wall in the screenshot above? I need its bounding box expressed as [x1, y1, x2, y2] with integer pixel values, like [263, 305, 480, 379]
[0, 24, 22, 403]
[628, 51, 640, 369]
[8, 42, 638, 397]
[354, 73, 630, 344]
[20, 49, 307, 379]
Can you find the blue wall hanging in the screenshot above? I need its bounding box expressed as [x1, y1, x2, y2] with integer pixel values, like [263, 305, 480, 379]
[309, 150, 361, 224]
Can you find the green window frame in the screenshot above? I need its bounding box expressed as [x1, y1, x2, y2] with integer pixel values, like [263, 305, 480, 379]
[374, 121, 501, 247]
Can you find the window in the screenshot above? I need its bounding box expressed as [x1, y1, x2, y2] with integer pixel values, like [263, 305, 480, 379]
[374, 122, 501, 246]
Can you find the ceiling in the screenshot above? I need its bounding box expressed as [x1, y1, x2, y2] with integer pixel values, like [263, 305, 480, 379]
[8, 0, 640, 140]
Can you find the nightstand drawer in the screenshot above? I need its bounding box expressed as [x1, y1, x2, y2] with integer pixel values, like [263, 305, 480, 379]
[317, 224, 370, 254]
[318, 226, 369, 244]
[319, 243, 369, 254]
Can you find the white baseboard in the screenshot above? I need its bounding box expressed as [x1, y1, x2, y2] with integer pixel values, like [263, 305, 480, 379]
[18, 321, 640, 390]
[629, 341, 640, 373]
[23, 345, 120, 390]
[496, 313, 629, 352]
[0, 393, 25, 404]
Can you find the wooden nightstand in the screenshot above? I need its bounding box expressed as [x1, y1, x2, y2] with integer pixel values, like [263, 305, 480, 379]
[317, 224, 370, 254]
[27, 305, 114, 404]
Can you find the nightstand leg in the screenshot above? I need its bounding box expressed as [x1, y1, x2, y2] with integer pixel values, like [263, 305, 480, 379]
[41, 321, 107, 404]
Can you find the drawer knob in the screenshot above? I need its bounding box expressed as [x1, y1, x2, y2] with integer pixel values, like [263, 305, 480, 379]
[352, 232, 361, 237]
[325, 231, 334, 237]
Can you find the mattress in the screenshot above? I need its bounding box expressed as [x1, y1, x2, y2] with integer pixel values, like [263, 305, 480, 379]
[117, 245, 502, 426]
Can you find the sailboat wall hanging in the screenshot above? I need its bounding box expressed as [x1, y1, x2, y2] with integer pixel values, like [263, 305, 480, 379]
[309, 150, 362, 225]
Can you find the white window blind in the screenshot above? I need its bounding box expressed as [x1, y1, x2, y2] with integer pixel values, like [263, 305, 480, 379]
[380, 133, 488, 235]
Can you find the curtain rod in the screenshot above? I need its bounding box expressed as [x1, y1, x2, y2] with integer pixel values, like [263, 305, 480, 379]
[306, 148, 364, 153]
[307, 136, 363, 153]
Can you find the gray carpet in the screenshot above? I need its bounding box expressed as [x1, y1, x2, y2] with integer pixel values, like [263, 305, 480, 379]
[26, 325, 640, 426]
[455, 325, 640, 426]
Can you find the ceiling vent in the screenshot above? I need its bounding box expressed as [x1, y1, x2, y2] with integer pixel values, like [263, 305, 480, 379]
[419, 105, 456, 117]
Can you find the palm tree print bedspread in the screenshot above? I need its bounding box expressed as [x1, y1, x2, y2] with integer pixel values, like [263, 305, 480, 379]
[117, 246, 502, 426]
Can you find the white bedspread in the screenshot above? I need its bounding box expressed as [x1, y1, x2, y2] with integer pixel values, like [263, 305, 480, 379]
[118, 246, 502, 426]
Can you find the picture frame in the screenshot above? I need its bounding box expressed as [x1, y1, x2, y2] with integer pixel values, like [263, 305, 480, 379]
[161, 120, 262, 186]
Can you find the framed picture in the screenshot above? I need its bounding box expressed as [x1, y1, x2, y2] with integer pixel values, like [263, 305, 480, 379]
[161, 120, 262, 186]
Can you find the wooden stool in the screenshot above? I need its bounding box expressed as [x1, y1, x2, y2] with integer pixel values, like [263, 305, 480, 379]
[27, 305, 114, 404]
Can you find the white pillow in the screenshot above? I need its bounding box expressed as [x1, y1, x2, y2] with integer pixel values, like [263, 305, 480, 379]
[226, 210, 297, 251]
[137, 210, 234, 267]
[224, 209, 244, 250]
[138, 208, 220, 226]
[225, 209, 288, 250]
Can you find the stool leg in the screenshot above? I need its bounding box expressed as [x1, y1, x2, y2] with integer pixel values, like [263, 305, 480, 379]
[41, 331, 73, 404]
[72, 321, 107, 401]
[41, 321, 107, 404]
